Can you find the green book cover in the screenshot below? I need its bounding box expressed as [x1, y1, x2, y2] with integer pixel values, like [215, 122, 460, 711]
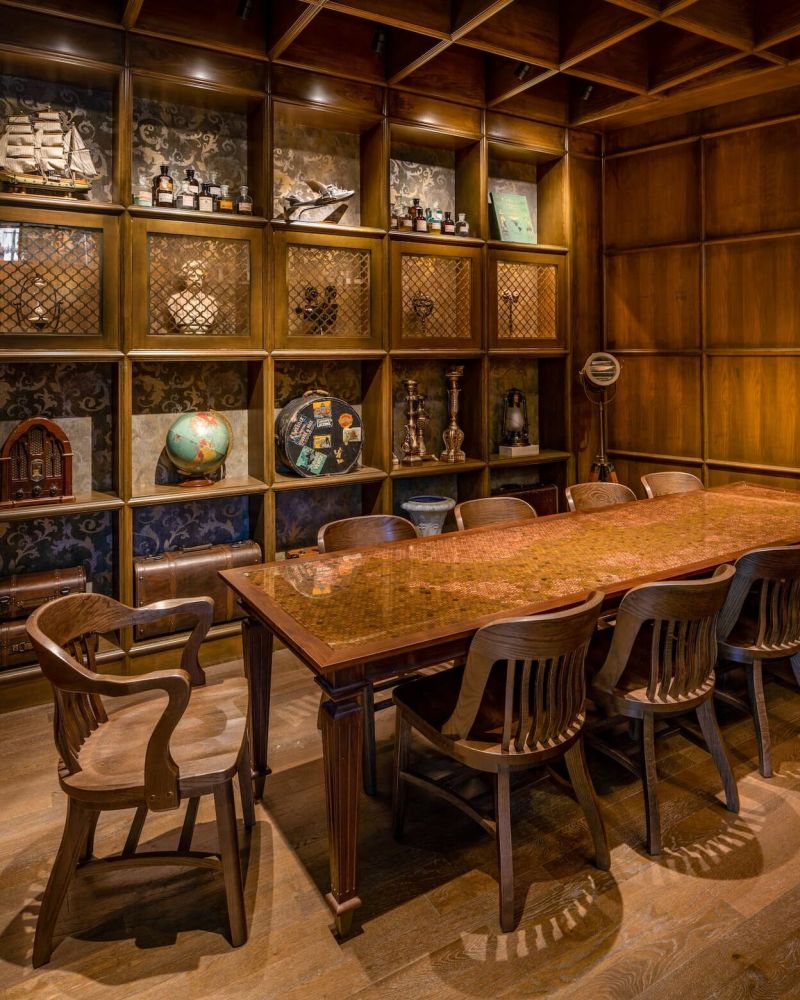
[490, 191, 537, 243]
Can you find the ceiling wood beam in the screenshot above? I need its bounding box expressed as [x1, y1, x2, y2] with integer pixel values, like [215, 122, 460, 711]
[268, 1, 325, 60]
[486, 56, 557, 106]
[450, 0, 515, 39]
[387, 34, 450, 84]
[122, 0, 144, 30]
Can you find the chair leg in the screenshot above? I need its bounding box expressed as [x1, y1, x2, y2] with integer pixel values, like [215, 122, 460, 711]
[213, 779, 247, 947]
[392, 710, 411, 839]
[238, 741, 256, 829]
[178, 797, 200, 852]
[79, 810, 100, 864]
[790, 652, 800, 689]
[696, 698, 739, 813]
[33, 799, 98, 968]
[495, 768, 515, 933]
[640, 714, 662, 855]
[746, 659, 773, 778]
[564, 738, 610, 871]
[362, 684, 378, 797]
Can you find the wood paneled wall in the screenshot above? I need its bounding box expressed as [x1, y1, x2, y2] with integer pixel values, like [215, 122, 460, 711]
[603, 103, 800, 496]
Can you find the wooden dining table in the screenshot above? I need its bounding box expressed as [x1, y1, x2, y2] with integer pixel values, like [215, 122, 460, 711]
[221, 482, 800, 936]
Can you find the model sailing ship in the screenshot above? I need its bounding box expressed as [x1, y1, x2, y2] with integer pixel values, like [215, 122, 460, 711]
[0, 110, 96, 196]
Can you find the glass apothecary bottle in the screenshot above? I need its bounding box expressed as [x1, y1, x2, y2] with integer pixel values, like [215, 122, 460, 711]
[455, 212, 470, 236]
[152, 164, 174, 207]
[236, 185, 254, 214]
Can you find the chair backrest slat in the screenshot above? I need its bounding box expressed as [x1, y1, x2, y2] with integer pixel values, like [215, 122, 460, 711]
[442, 592, 604, 754]
[566, 482, 637, 512]
[454, 497, 537, 532]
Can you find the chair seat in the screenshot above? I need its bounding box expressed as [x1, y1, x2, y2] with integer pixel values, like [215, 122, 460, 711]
[62, 675, 249, 802]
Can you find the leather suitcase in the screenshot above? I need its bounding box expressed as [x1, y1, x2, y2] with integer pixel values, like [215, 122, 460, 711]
[0, 620, 36, 670]
[492, 483, 559, 517]
[133, 540, 262, 640]
[0, 566, 87, 622]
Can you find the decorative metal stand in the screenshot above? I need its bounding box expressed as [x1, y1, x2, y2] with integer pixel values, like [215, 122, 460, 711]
[501, 289, 520, 336]
[401, 378, 428, 464]
[441, 365, 466, 463]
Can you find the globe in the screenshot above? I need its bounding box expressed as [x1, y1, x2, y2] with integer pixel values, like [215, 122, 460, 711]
[165, 410, 233, 484]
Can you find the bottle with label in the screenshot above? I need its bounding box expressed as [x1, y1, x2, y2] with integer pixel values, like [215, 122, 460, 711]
[413, 207, 428, 233]
[218, 184, 234, 212]
[207, 173, 222, 200]
[236, 185, 254, 214]
[177, 170, 199, 210]
[455, 212, 470, 236]
[198, 183, 214, 212]
[427, 207, 441, 234]
[134, 174, 152, 207]
[400, 202, 414, 230]
[442, 210, 455, 235]
[152, 164, 174, 208]
[390, 203, 399, 230]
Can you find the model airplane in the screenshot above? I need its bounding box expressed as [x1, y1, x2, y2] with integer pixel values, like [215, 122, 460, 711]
[281, 179, 355, 222]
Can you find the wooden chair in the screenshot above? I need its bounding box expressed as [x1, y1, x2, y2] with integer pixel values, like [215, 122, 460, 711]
[716, 546, 800, 778]
[317, 514, 420, 795]
[640, 471, 704, 498]
[392, 592, 610, 933]
[566, 482, 637, 512]
[588, 565, 738, 855]
[454, 496, 537, 531]
[26, 593, 253, 967]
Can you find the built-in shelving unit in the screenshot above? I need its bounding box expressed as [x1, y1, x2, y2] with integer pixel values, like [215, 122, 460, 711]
[0, 2, 609, 692]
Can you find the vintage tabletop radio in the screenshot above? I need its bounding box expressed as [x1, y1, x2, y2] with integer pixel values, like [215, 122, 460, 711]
[0, 417, 75, 508]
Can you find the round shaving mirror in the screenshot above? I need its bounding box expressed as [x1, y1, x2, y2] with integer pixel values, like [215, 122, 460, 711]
[581, 352, 621, 388]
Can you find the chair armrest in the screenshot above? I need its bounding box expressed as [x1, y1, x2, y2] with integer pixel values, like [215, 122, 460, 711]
[60, 668, 192, 812]
[131, 597, 214, 685]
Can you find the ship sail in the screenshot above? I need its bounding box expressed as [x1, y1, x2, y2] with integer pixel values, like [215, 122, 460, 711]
[65, 125, 96, 178]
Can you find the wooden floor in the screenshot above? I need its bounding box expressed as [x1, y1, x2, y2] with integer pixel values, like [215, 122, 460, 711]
[3, 650, 800, 999]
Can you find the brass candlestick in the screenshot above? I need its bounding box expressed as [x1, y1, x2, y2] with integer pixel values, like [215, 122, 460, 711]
[401, 378, 425, 463]
[441, 365, 466, 463]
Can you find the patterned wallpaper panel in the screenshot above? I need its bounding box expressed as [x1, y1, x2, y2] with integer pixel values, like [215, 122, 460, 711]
[132, 496, 252, 557]
[390, 144, 455, 216]
[132, 97, 248, 195]
[274, 360, 362, 409]
[133, 361, 249, 412]
[488, 358, 540, 454]
[273, 120, 361, 224]
[0, 511, 116, 594]
[276, 484, 362, 551]
[0, 74, 114, 202]
[0, 362, 115, 492]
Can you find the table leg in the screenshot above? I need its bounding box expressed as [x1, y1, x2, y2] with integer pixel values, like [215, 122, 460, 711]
[242, 616, 273, 800]
[320, 691, 364, 937]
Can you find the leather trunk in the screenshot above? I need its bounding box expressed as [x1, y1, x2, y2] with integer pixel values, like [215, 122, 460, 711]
[492, 483, 559, 516]
[133, 541, 262, 640]
[0, 566, 87, 622]
[0, 620, 36, 670]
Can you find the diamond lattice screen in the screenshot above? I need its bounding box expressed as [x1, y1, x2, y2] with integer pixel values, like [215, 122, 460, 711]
[401, 253, 472, 340]
[286, 244, 370, 338]
[147, 233, 250, 337]
[0, 222, 102, 336]
[496, 260, 558, 340]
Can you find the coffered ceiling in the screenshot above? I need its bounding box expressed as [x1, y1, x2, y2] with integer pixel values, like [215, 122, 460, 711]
[15, 0, 800, 129]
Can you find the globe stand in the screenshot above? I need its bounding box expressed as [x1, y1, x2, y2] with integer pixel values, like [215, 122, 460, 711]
[177, 476, 216, 488]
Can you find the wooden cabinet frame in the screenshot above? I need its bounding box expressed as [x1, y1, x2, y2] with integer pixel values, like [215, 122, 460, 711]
[0, 206, 120, 355]
[272, 230, 384, 352]
[128, 217, 264, 353]
[488, 248, 567, 352]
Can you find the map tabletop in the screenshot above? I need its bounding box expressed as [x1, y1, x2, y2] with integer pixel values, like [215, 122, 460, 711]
[222, 483, 800, 671]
